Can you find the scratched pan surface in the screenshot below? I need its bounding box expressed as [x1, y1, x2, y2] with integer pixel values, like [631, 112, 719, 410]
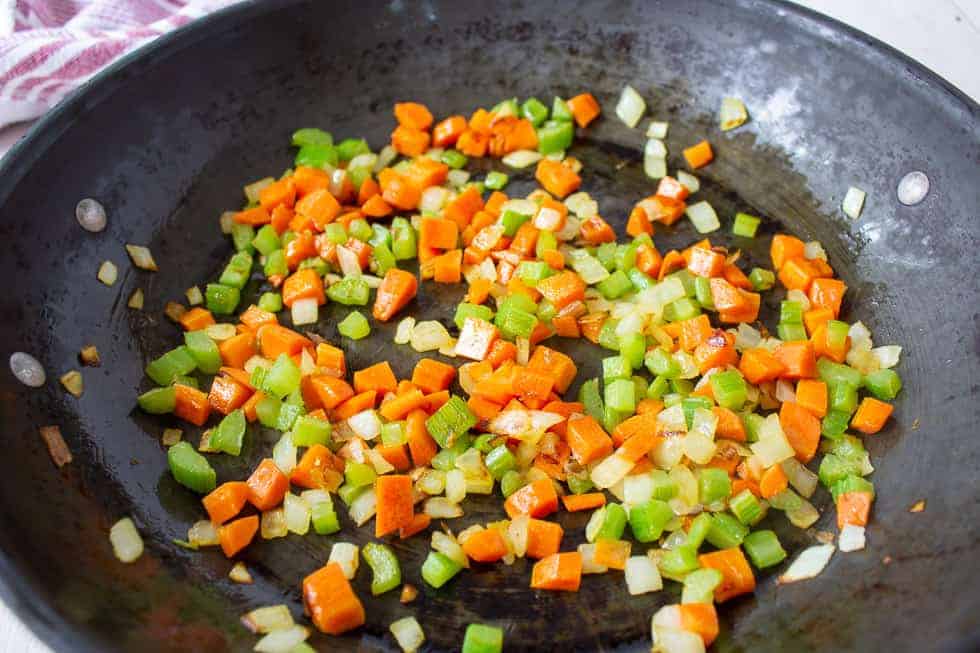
[0, 0, 977, 651]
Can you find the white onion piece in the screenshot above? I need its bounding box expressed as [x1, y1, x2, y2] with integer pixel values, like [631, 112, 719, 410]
[651, 626, 705, 653]
[254, 625, 310, 653]
[838, 524, 866, 552]
[349, 488, 378, 525]
[374, 145, 397, 172]
[348, 409, 382, 440]
[283, 493, 311, 535]
[645, 139, 667, 159]
[97, 260, 118, 286]
[76, 198, 107, 232]
[219, 211, 235, 234]
[735, 323, 761, 351]
[410, 320, 450, 352]
[109, 517, 143, 563]
[419, 186, 449, 213]
[424, 497, 463, 519]
[779, 544, 834, 583]
[646, 121, 669, 139]
[676, 170, 699, 193]
[848, 321, 872, 345]
[591, 453, 634, 489]
[128, 288, 144, 309]
[229, 564, 252, 586]
[329, 542, 360, 579]
[126, 245, 158, 271]
[719, 97, 749, 131]
[445, 469, 466, 503]
[272, 433, 296, 475]
[842, 186, 866, 219]
[488, 410, 563, 437]
[390, 616, 425, 653]
[685, 201, 720, 233]
[500, 198, 537, 217]
[644, 155, 667, 180]
[366, 448, 395, 474]
[242, 605, 294, 634]
[564, 192, 598, 218]
[290, 297, 318, 326]
[508, 515, 530, 558]
[188, 520, 220, 547]
[871, 345, 902, 368]
[775, 378, 797, 403]
[502, 149, 543, 168]
[577, 543, 608, 574]
[431, 531, 468, 567]
[261, 508, 287, 539]
[10, 352, 45, 387]
[515, 337, 530, 365]
[615, 85, 646, 127]
[625, 556, 663, 595]
[623, 473, 655, 507]
[447, 169, 470, 187]
[803, 240, 828, 261]
[337, 246, 362, 276]
[780, 457, 818, 498]
[394, 316, 415, 345]
[349, 152, 378, 171]
[244, 177, 274, 204]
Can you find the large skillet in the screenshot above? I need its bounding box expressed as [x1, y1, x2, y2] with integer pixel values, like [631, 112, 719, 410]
[0, 0, 976, 651]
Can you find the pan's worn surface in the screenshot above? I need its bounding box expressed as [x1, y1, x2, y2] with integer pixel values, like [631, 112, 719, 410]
[0, 1, 977, 651]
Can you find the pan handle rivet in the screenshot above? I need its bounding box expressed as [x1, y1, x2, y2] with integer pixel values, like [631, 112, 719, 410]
[10, 352, 45, 387]
[76, 198, 107, 232]
[897, 171, 929, 206]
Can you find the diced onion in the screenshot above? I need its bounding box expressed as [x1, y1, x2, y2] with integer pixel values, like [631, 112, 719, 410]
[849, 321, 872, 346]
[676, 170, 699, 193]
[410, 320, 450, 352]
[591, 453, 634, 489]
[242, 605, 294, 634]
[283, 493, 311, 535]
[447, 169, 470, 187]
[780, 457, 818, 498]
[60, 370, 83, 397]
[298, 348, 315, 376]
[502, 149, 543, 168]
[349, 487, 377, 526]
[390, 616, 425, 653]
[488, 410, 563, 438]
[366, 448, 395, 474]
[432, 530, 468, 568]
[842, 186, 866, 219]
[244, 177, 274, 204]
[164, 301, 186, 323]
[516, 337, 530, 365]
[126, 244, 158, 271]
[872, 345, 901, 369]
[300, 489, 331, 506]
[685, 201, 720, 233]
[615, 85, 646, 127]
[625, 556, 663, 595]
[445, 469, 466, 503]
[779, 544, 834, 583]
[735, 323, 761, 351]
[229, 562, 253, 584]
[646, 121, 669, 139]
[219, 211, 236, 234]
[328, 542, 360, 579]
[290, 297, 319, 326]
[420, 186, 449, 213]
[500, 199, 537, 217]
[261, 508, 288, 539]
[254, 625, 310, 653]
[839, 524, 866, 552]
[202, 323, 235, 342]
[623, 473, 655, 507]
[244, 355, 272, 375]
[185, 286, 203, 306]
[188, 520, 220, 547]
[337, 246, 362, 276]
[109, 517, 143, 563]
[417, 470, 446, 495]
[651, 626, 706, 653]
[775, 378, 796, 403]
[644, 155, 667, 180]
[682, 432, 716, 465]
[272, 433, 296, 475]
[349, 152, 378, 171]
[719, 97, 749, 131]
[97, 261, 118, 286]
[374, 145, 397, 173]
[347, 409, 381, 441]
[803, 240, 828, 261]
[424, 497, 463, 519]
[161, 428, 182, 446]
[394, 316, 416, 345]
[645, 139, 667, 159]
[508, 515, 530, 558]
[564, 192, 598, 218]
[578, 543, 608, 574]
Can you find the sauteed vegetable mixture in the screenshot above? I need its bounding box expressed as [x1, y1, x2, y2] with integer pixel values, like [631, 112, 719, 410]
[132, 89, 901, 652]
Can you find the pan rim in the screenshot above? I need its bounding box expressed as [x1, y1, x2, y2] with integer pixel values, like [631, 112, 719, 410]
[0, 1, 975, 651]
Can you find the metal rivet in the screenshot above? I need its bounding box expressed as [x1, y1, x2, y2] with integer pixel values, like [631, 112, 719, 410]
[76, 198, 107, 232]
[10, 352, 45, 387]
[897, 171, 929, 206]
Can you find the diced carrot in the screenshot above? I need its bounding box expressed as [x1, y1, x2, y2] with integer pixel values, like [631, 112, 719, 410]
[679, 603, 720, 647]
[238, 306, 276, 332]
[515, 368, 555, 403]
[718, 289, 761, 324]
[687, 247, 726, 278]
[643, 195, 687, 226]
[241, 390, 265, 422]
[593, 539, 631, 570]
[422, 389, 450, 412]
[420, 217, 460, 253]
[738, 348, 785, 384]
[796, 379, 828, 418]
[391, 125, 430, 157]
[462, 528, 509, 563]
[693, 331, 738, 374]
[759, 464, 789, 499]
[779, 401, 821, 463]
[315, 342, 346, 377]
[810, 322, 850, 363]
[536, 270, 586, 311]
[770, 234, 806, 270]
[411, 358, 456, 394]
[698, 547, 756, 602]
[578, 313, 606, 344]
[526, 518, 563, 559]
[282, 268, 326, 308]
[851, 397, 893, 434]
[178, 307, 215, 331]
[636, 398, 664, 416]
[635, 243, 663, 277]
[357, 177, 380, 205]
[360, 194, 392, 218]
[712, 406, 747, 442]
[234, 206, 271, 225]
[406, 409, 438, 468]
[202, 482, 249, 525]
[677, 314, 713, 352]
[773, 341, 817, 379]
[333, 390, 378, 420]
[683, 140, 714, 168]
[723, 264, 753, 290]
[561, 492, 606, 512]
[292, 166, 330, 196]
[295, 188, 341, 230]
[259, 325, 312, 360]
[566, 93, 601, 127]
[373, 268, 418, 322]
[618, 430, 661, 463]
[290, 444, 344, 491]
[309, 375, 354, 410]
[837, 491, 872, 529]
[394, 102, 433, 130]
[376, 443, 411, 472]
[504, 478, 558, 519]
[396, 380, 419, 396]
[709, 278, 745, 312]
[352, 361, 397, 395]
[246, 459, 289, 511]
[375, 475, 413, 537]
[378, 389, 425, 421]
[456, 129, 489, 157]
[809, 277, 847, 318]
[432, 115, 467, 147]
[380, 172, 421, 211]
[218, 515, 259, 558]
[217, 332, 255, 369]
[443, 185, 484, 229]
[464, 278, 492, 306]
[433, 249, 463, 283]
[778, 256, 823, 292]
[535, 159, 581, 198]
[509, 221, 539, 256]
[482, 339, 516, 369]
[399, 512, 432, 539]
[580, 215, 616, 244]
[208, 374, 252, 415]
[303, 562, 365, 635]
[531, 552, 582, 591]
[656, 176, 691, 201]
[526, 345, 577, 394]
[803, 307, 834, 336]
[566, 415, 613, 464]
[174, 383, 211, 426]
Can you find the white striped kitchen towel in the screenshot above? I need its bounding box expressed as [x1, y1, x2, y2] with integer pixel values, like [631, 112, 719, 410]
[0, 0, 242, 128]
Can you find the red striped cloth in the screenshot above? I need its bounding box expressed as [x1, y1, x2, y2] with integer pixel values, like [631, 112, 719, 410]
[0, 0, 242, 128]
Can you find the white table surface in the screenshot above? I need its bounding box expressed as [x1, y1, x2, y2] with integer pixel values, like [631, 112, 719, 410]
[0, 1, 977, 651]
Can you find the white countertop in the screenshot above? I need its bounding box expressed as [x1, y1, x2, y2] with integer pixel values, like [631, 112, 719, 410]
[0, 1, 977, 651]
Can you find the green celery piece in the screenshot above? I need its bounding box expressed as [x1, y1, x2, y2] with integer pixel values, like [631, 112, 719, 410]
[338, 311, 371, 340]
[618, 333, 646, 369]
[742, 412, 765, 442]
[551, 96, 573, 122]
[596, 270, 633, 300]
[500, 470, 524, 498]
[263, 249, 288, 278]
[500, 209, 531, 237]
[462, 623, 503, 653]
[830, 475, 875, 502]
[578, 378, 604, 422]
[682, 396, 713, 429]
[729, 488, 763, 525]
[372, 243, 397, 275]
[604, 378, 636, 413]
[455, 303, 495, 330]
[345, 461, 377, 488]
[494, 306, 537, 340]
[441, 149, 468, 169]
[324, 223, 348, 245]
[821, 409, 851, 438]
[337, 483, 366, 507]
[291, 128, 332, 147]
[485, 445, 516, 480]
[362, 543, 401, 595]
[426, 396, 477, 448]
[742, 530, 787, 568]
[535, 230, 558, 257]
[491, 98, 519, 116]
[516, 261, 553, 284]
[646, 348, 680, 379]
[694, 276, 715, 309]
[292, 414, 332, 446]
[137, 386, 175, 414]
[682, 568, 724, 603]
[829, 382, 859, 414]
[146, 346, 197, 386]
[780, 300, 804, 325]
[668, 269, 698, 297]
[421, 551, 462, 588]
[597, 319, 620, 351]
[485, 171, 509, 190]
[650, 470, 678, 501]
[749, 267, 775, 291]
[863, 368, 902, 401]
[566, 473, 594, 495]
[230, 223, 255, 253]
[705, 513, 749, 549]
[664, 297, 701, 322]
[369, 224, 392, 249]
[536, 120, 574, 154]
[590, 503, 628, 541]
[295, 143, 338, 168]
[183, 331, 222, 375]
[392, 219, 418, 260]
[205, 283, 240, 315]
[614, 242, 639, 272]
[659, 545, 700, 581]
[595, 242, 617, 271]
[629, 499, 673, 543]
[602, 355, 632, 382]
[698, 468, 732, 504]
[647, 375, 670, 400]
[251, 225, 281, 256]
[602, 404, 625, 433]
[327, 276, 370, 306]
[778, 322, 807, 342]
[817, 358, 863, 389]
[210, 409, 246, 456]
[430, 434, 473, 471]
[276, 402, 304, 432]
[311, 501, 341, 535]
[686, 513, 713, 550]
[732, 212, 761, 238]
[521, 97, 549, 126]
[336, 138, 370, 161]
[258, 292, 283, 313]
[256, 395, 282, 428]
[348, 219, 373, 242]
[628, 268, 654, 291]
[710, 369, 748, 410]
[167, 441, 216, 494]
[263, 353, 302, 399]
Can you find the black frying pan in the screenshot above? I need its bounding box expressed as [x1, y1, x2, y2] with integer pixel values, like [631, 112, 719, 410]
[0, 1, 977, 651]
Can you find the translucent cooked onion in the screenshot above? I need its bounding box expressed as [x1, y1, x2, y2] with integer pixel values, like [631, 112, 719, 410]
[564, 192, 598, 218]
[328, 542, 360, 579]
[420, 186, 449, 213]
[410, 320, 450, 352]
[676, 170, 699, 193]
[187, 520, 220, 547]
[591, 453, 634, 489]
[424, 497, 463, 519]
[126, 244, 158, 271]
[578, 543, 608, 574]
[283, 493, 311, 535]
[780, 457, 818, 498]
[719, 96, 749, 131]
[838, 524, 866, 552]
[79, 345, 100, 367]
[488, 409, 563, 437]
[625, 556, 662, 595]
[779, 544, 834, 583]
[502, 149, 543, 168]
[254, 625, 310, 653]
[272, 433, 297, 475]
[390, 616, 425, 653]
[644, 155, 667, 180]
[127, 288, 144, 309]
[109, 517, 143, 563]
[445, 469, 466, 503]
[185, 286, 203, 306]
[615, 85, 646, 127]
[241, 605, 294, 634]
[872, 345, 902, 369]
[842, 186, 866, 219]
[431, 530, 468, 567]
[646, 121, 669, 139]
[261, 508, 288, 539]
[337, 245, 362, 276]
[394, 316, 415, 345]
[97, 260, 118, 286]
[290, 297, 319, 325]
[374, 145, 397, 173]
[349, 488, 377, 526]
[244, 177, 274, 204]
[685, 201, 720, 233]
